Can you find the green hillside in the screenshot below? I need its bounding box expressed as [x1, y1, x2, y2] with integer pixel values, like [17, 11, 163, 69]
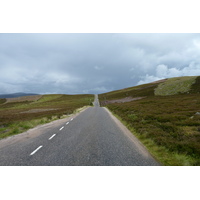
[155, 76, 197, 96]
[99, 76, 200, 166]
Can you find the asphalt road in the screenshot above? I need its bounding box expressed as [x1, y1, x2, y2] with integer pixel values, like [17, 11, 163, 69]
[0, 95, 159, 166]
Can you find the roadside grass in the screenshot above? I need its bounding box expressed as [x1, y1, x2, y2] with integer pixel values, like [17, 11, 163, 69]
[0, 94, 94, 139]
[99, 76, 200, 166]
[105, 98, 200, 166]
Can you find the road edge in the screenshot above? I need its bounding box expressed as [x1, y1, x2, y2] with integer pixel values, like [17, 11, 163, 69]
[103, 107, 161, 165]
[0, 106, 91, 147]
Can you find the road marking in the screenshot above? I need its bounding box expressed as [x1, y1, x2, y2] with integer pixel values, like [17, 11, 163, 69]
[59, 126, 64, 131]
[49, 134, 56, 140]
[70, 118, 73, 121]
[66, 122, 69, 125]
[30, 145, 43, 156]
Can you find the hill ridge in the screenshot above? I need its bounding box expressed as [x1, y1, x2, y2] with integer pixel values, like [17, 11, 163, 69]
[0, 92, 39, 99]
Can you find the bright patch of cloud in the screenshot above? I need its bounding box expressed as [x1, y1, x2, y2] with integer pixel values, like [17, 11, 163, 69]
[137, 62, 200, 85]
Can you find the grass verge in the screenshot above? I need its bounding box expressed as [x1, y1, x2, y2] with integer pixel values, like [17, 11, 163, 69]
[107, 107, 198, 166]
[0, 105, 90, 140]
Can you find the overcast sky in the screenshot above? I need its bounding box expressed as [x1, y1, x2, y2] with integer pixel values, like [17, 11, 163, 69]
[0, 33, 200, 94]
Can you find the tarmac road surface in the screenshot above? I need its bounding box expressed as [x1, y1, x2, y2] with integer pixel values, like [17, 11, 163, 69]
[0, 94, 159, 166]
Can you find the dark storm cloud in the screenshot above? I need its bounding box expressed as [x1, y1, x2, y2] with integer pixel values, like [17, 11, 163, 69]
[0, 33, 200, 94]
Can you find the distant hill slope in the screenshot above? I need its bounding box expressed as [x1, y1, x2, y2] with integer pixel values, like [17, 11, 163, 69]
[99, 76, 200, 102]
[154, 76, 197, 96]
[5, 95, 42, 103]
[0, 93, 39, 99]
[99, 76, 200, 166]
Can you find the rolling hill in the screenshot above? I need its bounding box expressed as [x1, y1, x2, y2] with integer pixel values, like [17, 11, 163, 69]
[0, 94, 94, 140]
[99, 76, 200, 165]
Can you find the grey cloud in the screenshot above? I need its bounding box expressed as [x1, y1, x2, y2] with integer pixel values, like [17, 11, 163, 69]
[0, 33, 200, 94]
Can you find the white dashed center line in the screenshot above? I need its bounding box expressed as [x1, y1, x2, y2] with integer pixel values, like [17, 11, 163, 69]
[49, 134, 56, 140]
[29, 118, 74, 156]
[59, 126, 64, 131]
[30, 145, 43, 156]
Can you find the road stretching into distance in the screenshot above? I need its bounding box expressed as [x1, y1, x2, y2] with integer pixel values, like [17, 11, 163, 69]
[0, 95, 159, 166]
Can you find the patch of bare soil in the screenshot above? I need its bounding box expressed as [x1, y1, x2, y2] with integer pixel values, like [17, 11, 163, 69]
[20, 108, 58, 114]
[101, 96, 145, 106]
[5, 95, 42, 103]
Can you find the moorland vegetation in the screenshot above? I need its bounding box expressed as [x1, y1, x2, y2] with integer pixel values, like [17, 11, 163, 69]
[1, 76, 200, 166]
[0, 94, 94, 139]
[99, 76, 200, 165]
